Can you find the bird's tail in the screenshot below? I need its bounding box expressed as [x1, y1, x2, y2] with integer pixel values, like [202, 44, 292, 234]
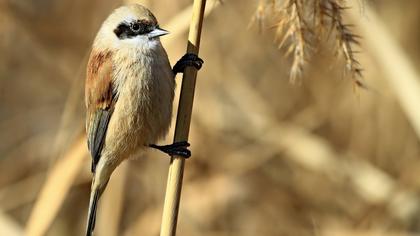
[86, 180, 102, 236]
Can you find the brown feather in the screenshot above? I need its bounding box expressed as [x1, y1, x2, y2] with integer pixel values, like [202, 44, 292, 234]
[85, 50, 116, 172]
[85, 50, 114, 111]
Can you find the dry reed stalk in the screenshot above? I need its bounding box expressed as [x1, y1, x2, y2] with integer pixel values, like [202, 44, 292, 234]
[347, 0, 420, 139]
[124, 176, 243, 236]
[25, 135, 87, 236]
[160, 1, 207, 236]
[162, 0, 220, 50]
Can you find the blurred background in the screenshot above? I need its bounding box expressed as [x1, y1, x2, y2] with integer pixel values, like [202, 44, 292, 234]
[1, 0, 420, 235]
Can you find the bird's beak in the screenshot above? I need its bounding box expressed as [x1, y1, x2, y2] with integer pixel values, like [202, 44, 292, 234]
[148, 27, 169, 39]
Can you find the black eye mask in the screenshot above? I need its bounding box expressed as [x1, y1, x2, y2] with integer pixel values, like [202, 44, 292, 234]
[114, 20, 155, 39]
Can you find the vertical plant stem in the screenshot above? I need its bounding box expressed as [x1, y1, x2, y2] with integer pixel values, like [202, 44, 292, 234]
[160, 1, 207, 236]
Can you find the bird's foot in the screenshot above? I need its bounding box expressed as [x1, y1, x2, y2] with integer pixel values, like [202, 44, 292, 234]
[150, 141, 191, 158]
[172, 53, 204, 74]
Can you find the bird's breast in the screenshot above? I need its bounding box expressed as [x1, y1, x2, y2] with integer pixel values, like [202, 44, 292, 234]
[110, 53, 175, 149]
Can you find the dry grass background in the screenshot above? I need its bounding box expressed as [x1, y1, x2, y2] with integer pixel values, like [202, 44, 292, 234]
[1, 0, 420, 235]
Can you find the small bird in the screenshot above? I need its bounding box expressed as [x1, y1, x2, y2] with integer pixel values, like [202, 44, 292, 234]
[84, 4, 203, 236]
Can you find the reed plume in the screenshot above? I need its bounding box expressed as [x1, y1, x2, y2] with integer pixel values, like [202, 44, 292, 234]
[251, 0, 364, 86]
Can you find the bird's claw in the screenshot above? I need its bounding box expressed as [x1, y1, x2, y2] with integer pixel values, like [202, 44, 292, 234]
[150, 141, 191, 158]
[173, 53, 204, 74]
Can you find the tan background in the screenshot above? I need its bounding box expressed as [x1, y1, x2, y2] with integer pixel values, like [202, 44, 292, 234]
[1, 0, 420, 235]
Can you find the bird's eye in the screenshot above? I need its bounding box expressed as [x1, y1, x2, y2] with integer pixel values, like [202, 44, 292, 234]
[131, 23, 140, 31]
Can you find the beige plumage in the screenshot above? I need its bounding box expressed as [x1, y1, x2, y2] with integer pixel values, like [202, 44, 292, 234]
[85, 4, 174, 236]
[84, 4, 203, 235]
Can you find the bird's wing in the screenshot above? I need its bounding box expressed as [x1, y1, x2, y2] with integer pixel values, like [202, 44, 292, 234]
[85, 50, 117, 173]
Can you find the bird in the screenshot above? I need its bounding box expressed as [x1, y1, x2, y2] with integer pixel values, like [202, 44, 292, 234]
[84, 4, 203, 236]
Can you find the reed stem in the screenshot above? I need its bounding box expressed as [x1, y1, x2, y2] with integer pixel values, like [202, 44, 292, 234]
[159, 1, 207, 236]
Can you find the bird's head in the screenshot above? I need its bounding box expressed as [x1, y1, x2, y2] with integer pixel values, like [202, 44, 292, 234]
[94, 4, 169, 52]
